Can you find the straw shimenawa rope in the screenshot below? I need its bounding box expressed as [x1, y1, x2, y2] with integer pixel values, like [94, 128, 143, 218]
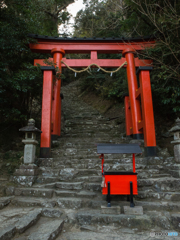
[61, 60, 127, 74]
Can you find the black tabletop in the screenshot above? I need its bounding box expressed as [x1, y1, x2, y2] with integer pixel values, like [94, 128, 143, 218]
[97, 144, 142, 154]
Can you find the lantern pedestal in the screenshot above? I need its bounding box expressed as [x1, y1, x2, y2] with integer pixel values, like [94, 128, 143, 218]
[22, 139, 38, 164]
[11, 164, 40, 187]
[171, 141, 180, 163]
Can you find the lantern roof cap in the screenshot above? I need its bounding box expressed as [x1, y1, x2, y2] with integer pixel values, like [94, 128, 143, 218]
[169, 118, 180, 132]
[19, 119, 42, 133]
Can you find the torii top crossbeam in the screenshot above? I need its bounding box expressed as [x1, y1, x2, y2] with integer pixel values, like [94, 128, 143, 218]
[29, 34, 155, 54]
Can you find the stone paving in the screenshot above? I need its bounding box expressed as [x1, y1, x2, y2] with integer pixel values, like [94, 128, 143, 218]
[0, 80, 180, 239]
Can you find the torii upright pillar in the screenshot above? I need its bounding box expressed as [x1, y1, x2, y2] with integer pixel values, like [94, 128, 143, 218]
[40, 66, 55, 158]
[122, 48, 143, 139]
[51, 48, 65, 140]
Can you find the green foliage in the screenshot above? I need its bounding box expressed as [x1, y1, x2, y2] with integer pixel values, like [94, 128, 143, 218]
[1, 150, 23, 175]
[127, 0, 180, 115]
[0, 0, 73, 125]
[74, 0, 180, 116]
[74, 1, 129, 101]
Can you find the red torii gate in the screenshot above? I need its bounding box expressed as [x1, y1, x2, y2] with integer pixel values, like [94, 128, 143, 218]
[29, 34, 156, 158]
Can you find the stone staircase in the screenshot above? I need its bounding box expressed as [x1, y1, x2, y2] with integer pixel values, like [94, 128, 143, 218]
[0, 80, 180, 239]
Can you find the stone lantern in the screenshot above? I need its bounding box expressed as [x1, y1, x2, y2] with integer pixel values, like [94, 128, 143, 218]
[19, 119, 42, 164]
[169, 117, 180, 163]
[9, 119, 42, 187]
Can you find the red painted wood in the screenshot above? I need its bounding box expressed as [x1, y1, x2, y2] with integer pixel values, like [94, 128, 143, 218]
[138, 121, 143, 130]
[102, 175, 138, 195]
[122, 48, 142, 136]
[58, 96, 62, 136]
[101, 154, 104, 174]
[34, 58, 152, 68]
[139, 70, 156, 147]
[135, 88, 141, 99]
[91, 51, 97, 59]
[124, 96, 133, 136]
[40, 70, 53, 148]
[133, 153, 136, 173]
[29, 40, 155, 54]
[51, 48, 65, 138]
[30, 38, 156, 155]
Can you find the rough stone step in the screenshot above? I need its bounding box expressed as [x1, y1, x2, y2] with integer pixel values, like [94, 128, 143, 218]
[57, 135, 125, 141]
[15, 209, 42, 234]
[54, 182, 84, 190]
[10, 196, 104, 209]
[84, 182, 101, 192]
[9, 196, 180, 215]
[135, 200, 180, 212]
[166, 169, 180, 178]
[0, 225, 16, 240]
[37, 174, 179, 191]
[137, 177, 180, 191]
[164, 163, 180, 170]
[64, 119, 111, 125]
[36, 176, 60, 184]
[137, 191, 180, 201]
[57, 197, 97, 209]
[34, 181, 101, 192]
[60, 168, 100, 178]
[53, 150, 98, 158]
[68, 163, 150, 171]
[38, 167, 101, 179]
[51, 157, 151, 166]
[35, 175, 180, 193]
[64, 130, 118, 136]
[0, 197, 12, 209]
[75, 176, 102, 182]
[37, 164, 171, 181]
[55, 190, 97, 198]
[0, 208, 41, 240]
[75, 209, 177, 230]
[11, 197, 57, 208]
[64, 124, 113, 130]
[39, 167, 60, 177]
[62, 132, 113, 138]
[64, 129, 119, 135]
[57, 230, 177, 240]
[56, 137, 126, 146]
[64, 115, 103, 121]
[24, 218, 64, 240]
[51, 153, 158, 162]
[14, 188, 54, 198]
[14, 178, 180, 201]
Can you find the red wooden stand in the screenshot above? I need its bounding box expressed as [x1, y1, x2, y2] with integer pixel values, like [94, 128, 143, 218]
[97, 144, 142, 207]
[102, 173, 137, 195]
